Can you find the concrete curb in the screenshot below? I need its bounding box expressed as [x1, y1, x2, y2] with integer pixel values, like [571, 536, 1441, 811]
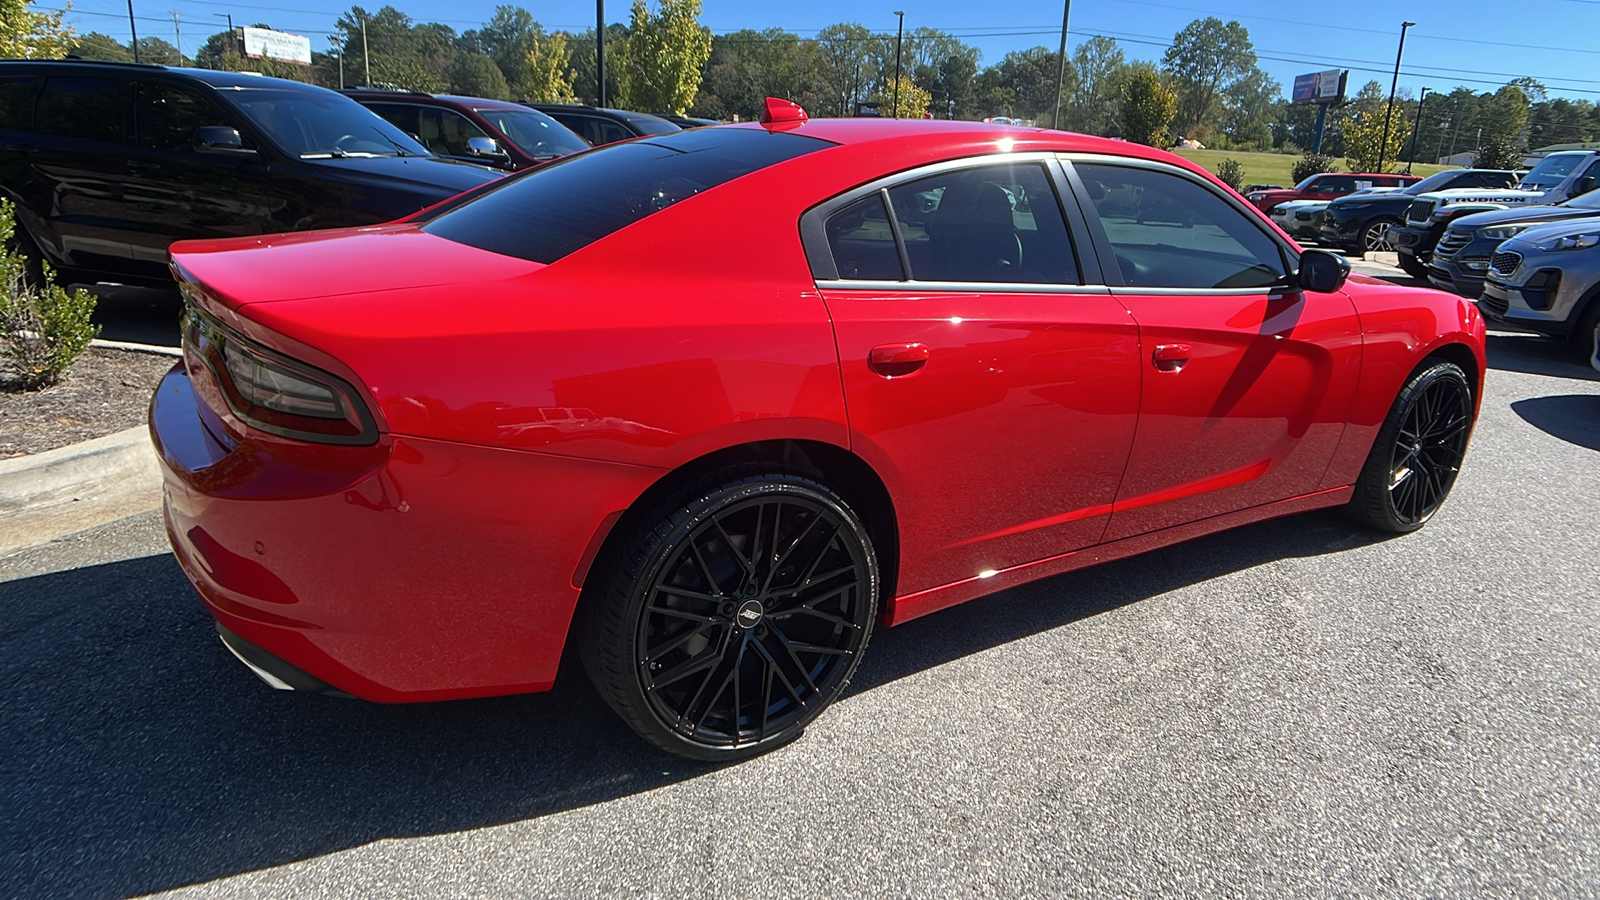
[0, 425, 162, 557]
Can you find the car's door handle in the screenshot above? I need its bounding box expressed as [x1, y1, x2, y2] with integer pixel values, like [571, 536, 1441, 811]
[868, 342, 930, 377]
[1152, 343, 1193, 372]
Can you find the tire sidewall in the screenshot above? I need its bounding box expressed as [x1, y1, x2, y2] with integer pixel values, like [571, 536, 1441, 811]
[1351, 361, 1473, 533]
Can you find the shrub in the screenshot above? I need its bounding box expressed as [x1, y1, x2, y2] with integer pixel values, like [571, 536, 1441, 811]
[0, 201, 99, 390]
[1217, 158, 1245, 192]
[1291, 151, 1336, 184]
[1474, 134, 1522, 171]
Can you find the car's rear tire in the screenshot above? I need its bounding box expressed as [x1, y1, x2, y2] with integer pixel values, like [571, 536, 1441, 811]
[1347, 361, 1474, 534]
[1398, 253, 1429, 280]
[580, 467, 878, 761]
[1361, 217, 1401, 256]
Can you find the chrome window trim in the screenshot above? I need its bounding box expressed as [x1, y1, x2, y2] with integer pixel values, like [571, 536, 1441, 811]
[800, 151, 1094, 287]
[816, 279, 1112, 295]
[1106, 286, 1286, 297]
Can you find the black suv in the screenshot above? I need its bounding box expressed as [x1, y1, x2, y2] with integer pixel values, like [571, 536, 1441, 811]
[0, 61, 503, 286]
[524, 103, 679, 146]
[1318, 168, 1518, 258]
[343, 90, 588, 171]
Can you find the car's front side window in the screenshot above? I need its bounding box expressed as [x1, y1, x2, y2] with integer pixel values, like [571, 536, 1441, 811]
[1075, 162, 1288, 290]
[0, 75, 36, 132]
[136, 82, 246, 152]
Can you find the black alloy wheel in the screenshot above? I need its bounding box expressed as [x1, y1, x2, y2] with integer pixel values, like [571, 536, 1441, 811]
[582, 469, 878, 760]
[1362, 217, 1400, 255]
[1349, 361, 1474, 533]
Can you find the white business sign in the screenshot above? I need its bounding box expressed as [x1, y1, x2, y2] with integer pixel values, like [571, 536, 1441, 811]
[241, 27, 312, 66]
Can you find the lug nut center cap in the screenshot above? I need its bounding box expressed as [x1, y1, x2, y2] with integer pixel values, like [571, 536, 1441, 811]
[735, 599, 765, 629]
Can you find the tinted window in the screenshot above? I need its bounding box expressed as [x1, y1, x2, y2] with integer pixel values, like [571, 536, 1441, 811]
[1317, 176, 1355, 194]
[474, 107, 587, 158]
[888, 163, 1078, 284]
[1522, 154, 1584, 190]
[826, 194, 902, 281]
[228, 88, 428, 157]
[137, 82, 241, 151]
[620, 113, 681, 137]
[1076, 163, 1287, 289]
[35, 77, 127, 143]
[364, 103, 422, 139]
[422, 127, 831, 263]
[421, 108, 488, 156]
[0, 76, 35, 131]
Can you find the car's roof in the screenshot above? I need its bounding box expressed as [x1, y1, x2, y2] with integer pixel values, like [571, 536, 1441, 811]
[719, 118, 1181, 162]
[341, 90, 531, 112]
[2, 60, 325, 91]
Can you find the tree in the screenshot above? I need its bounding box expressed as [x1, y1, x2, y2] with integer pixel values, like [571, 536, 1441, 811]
[459, 6, 539, 96]
[523, 31, 576, 103]
[1060, 35, 1126, 136]
[868, 75, 931, 119]
[451, 52, 509, 99]
[1342, 110, 1407, 173]
[1161, 18, 1256, 132]
[1474, 133, 1522, 170]
[613, 0, 712, 115]
[0, 0, 73, 59]
[1481, 83, 1531, 149]
[1217, 158, 1245, 192]
[1292, 151, 1336, 184]
[70, 32, 132, 62]
[1120, 64, 1175, 146]
[987, 47, 1069, 124]
[1219, 68, 1279, 150]
[134, 37, 183, 65]
[815, 23, 876, 117]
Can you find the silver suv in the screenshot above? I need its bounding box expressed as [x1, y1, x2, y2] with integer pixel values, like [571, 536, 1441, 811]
[1481, 218, 1600, 368]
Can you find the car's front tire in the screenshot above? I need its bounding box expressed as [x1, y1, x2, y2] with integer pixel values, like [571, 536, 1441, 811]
[580, 467, 879, 761]
[1398, 253, 1429, 280]
[1347, 361, 1474, 533]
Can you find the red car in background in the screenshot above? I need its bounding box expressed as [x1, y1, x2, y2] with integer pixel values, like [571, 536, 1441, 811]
[151, 101, 1485, 761]
[1247, 171, 1422, 213]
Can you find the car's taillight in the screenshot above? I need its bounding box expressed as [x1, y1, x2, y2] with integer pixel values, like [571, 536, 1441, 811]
[183, 304, 378, 445]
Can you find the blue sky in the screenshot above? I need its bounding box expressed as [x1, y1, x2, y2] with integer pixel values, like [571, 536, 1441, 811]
[53, 0, 1600, 104]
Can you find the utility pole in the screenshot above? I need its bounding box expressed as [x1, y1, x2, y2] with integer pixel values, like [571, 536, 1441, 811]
[331, 35, 344, 89]
[170, 11, 182, 64]
[128, 0, 141, 62]
[1378, 21, 1415, 174]
[361, 15, 370, 87]
[1405, 87, 1429, 174]
[1053, 0, 1071, 129]
[597, 0, 607, 107]
[892, 12, 904, 118]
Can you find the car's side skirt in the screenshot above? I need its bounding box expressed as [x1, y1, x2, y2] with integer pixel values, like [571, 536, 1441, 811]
[883, 485, 1355, 626]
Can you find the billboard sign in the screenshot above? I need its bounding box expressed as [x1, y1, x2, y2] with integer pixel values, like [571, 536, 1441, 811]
[241, 27, 313, 66]
[1292, 69, 1346, 105]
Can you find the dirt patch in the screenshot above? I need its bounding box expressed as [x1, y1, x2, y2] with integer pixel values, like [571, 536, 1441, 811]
[0, 348, 177, 458]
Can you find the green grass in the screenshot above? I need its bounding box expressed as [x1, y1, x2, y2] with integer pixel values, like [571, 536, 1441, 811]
[1174, 148, 1454, 188]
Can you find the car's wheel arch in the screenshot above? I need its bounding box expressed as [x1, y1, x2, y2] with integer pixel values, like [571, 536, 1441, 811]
[570, 438, 901, 627]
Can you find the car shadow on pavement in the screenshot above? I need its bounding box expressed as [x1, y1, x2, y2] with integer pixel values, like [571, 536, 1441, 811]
[1510, 395, 1600, 451]
[1486, 332, 1599, 382]
[1, 508, 1386, 898]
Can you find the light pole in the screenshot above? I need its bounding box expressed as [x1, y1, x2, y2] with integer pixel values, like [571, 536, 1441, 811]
[1405, 87, 1429, 174]
[892, 11, 904, 119]
[1053, 0, 1071, 129]
[127, 0, 140, 62]
[1378, 21, 1415, 174]
[596, 1, 607, 107]
[361, 14, 370, 87]
[214, 13, 234, 63]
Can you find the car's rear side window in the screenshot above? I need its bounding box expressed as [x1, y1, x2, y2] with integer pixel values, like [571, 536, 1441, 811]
[35, 77, 128, 144]
[421, 127, 832, 263]
[0, 76, 36, 131]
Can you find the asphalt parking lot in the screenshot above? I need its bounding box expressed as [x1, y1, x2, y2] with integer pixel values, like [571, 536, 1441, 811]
[4, 324, 1598, 897]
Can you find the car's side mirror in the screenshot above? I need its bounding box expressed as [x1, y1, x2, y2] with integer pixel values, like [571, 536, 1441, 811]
[466, 136, 509, 159]
[1297, 248, 1351, 294]
[193, 126, 253, 155]
[1575, 175, 1597, 196]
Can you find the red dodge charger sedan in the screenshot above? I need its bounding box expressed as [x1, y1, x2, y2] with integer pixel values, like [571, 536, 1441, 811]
[151, 99, 1485, 760]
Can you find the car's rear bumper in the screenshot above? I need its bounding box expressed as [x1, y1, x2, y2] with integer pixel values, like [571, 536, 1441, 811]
[151, 363, 661, 702]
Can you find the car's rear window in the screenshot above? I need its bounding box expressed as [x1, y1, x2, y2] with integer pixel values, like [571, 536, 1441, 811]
[420, 127, 832, 263]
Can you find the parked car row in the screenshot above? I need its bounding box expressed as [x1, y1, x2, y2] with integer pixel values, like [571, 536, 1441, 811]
[1397, 150, 1600, 366]
[0, 61, 715, 287]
